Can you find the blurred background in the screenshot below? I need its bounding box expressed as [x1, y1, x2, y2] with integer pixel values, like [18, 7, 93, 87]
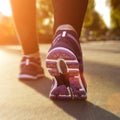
[0, 0, 120, 44]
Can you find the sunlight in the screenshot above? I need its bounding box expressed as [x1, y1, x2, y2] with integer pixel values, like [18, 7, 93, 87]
[43, 18, 50, 26]
[0, 50, 6, 62]
[95, 0, 111, 28]
[0, 0, 111, 28]
[0, 0, 12, 16]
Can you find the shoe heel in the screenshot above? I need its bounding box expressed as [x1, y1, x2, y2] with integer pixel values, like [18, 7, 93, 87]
[46, 47, 79, 76]
[46, 47, 87, 100]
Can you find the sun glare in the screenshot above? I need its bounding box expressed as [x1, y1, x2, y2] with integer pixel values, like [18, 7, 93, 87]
[0, 0, 110, 27]
[0, 0, 12, 16]
[95, 0, 111, 28]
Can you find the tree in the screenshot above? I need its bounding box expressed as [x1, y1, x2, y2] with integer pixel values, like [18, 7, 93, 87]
[36, 0, 108, 41]
[36, 0, 53, 34]
[107, 0, 120, 36]
[83, 0, 95, 28]
[0, 14, 17, 44]
[82, 0, 107, 40]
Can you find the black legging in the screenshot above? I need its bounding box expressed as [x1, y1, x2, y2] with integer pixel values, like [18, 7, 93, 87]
[52, 0, 88, 37]
[10, 0, 88, 54]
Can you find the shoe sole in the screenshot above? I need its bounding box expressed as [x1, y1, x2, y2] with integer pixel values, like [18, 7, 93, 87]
[46, 47, 87, 100]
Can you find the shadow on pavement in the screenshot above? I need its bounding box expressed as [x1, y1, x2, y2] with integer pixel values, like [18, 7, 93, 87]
[19, 77, 52, 98]
[2, 45, 120, 119]
[19, 76, 119, 120]
[84, 60, 120, 88]
[54, 101, 120, 120]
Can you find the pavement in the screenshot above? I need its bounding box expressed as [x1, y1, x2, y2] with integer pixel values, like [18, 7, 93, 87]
[0, 41, 120, 120]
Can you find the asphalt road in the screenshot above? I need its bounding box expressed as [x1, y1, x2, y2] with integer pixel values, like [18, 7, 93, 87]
[0, 41, 120, 120]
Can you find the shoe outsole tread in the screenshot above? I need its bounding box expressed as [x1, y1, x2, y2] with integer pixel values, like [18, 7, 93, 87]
[46, 47, 87, 100]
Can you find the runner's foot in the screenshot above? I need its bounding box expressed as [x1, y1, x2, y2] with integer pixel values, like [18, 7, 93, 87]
[46, 30, 87, 100]
[19, 56, 44, 80]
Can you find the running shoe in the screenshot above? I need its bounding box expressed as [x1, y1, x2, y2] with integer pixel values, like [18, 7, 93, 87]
[46, 30, 87, 100]
[19, 56, 44, 80]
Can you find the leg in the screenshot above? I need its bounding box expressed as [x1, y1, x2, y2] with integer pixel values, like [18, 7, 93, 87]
[10, 0, 44, 80]
[52, 0, 88, 37]
[10, 0, 39, 55]
[46, 0, 88, 100]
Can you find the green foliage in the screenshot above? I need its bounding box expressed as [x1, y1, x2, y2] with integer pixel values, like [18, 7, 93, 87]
[84, 0, 95, 27]
[36, 0, 107, 37]
[36, 0, 53, 34]
[110, 0, 120, 31]
[84, 10, 107, 31]
[111, 8, 120, 29]
[82, 0, 107, 39]
[106, 0, 120, 35]
[110, 0, 120, 8]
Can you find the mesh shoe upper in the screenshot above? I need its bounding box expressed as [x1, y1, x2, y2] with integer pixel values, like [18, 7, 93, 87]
[19, 56, 44, 80]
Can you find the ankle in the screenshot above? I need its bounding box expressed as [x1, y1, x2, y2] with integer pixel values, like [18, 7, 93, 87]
[23, 51, 40, 59]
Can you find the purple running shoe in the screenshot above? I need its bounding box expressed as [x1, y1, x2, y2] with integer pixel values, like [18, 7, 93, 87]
[19, 56, 44, 80]
[46, 30, 87, 100]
